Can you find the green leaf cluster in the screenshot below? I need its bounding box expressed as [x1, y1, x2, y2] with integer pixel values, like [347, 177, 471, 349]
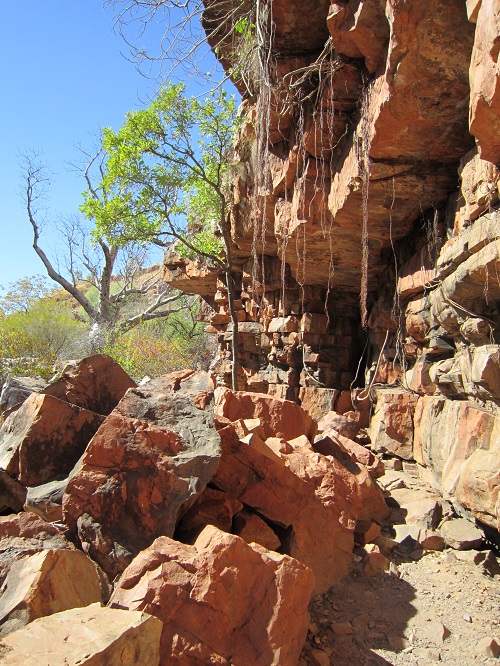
[81, 83, 239, 263]
[0, 298, 87, 381]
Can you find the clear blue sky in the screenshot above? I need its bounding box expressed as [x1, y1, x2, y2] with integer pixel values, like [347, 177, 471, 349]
[0, 0, 229, 291]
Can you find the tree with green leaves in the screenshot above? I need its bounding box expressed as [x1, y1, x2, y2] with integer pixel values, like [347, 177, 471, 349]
[82, 82, 242, 389]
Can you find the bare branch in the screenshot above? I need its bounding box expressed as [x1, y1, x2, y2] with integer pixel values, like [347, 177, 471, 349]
[20, 151, 101, 323]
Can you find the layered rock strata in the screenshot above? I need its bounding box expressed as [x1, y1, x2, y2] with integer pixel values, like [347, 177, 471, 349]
[162, 1, 500, 533]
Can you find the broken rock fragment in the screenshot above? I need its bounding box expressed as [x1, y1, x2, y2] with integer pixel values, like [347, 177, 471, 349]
[0, 376, 46, 423]
[232, 508, 281, 551]
[0, 393, 104, 486]
[0, 549, 102, 636]
[24, 478, 68, 523]
[214, 387, 316, 441]
[314, 431, 385, 479]
[43, 353, 136, 415]
[369, 389, 418, 461]
[440, 518, 484, 550]
[0, 513, 75, 588]
[214, 422, 359, 594]
[317, 410, 361, 440]
[175, 486, 243, 537]
[109, 525, 314, 666]
[0, 603, 162, 666]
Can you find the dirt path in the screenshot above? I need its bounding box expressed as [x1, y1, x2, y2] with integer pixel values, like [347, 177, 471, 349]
[301, 548, 499, 665]
[300, 467, 500, 665]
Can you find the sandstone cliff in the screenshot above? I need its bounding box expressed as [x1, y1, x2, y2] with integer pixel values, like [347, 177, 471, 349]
[164, 0, 500, 533]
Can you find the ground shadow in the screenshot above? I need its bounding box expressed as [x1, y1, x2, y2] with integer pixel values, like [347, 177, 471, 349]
[301, 564, 417, 665]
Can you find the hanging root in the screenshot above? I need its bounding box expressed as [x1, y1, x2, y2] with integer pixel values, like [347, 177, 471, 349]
[357, 84, 372, 328]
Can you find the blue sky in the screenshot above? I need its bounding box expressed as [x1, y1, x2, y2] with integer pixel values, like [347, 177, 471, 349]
[0, 0, 229, 291]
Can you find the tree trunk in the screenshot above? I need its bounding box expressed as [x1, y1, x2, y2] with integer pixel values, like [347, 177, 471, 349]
[88, 320, 113, 354]
[220, 209, 239, 392]
[225, 267, 240, 391]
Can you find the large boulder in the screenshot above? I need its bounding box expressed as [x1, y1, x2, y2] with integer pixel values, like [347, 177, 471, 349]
[109, 526, 314, 666]
[369, 389, 419, 460]
[114, 372, 217, 434]
[0, 549, 102, 636]
[63, 390, 221, 580]
[43, 354, 136, 415]
[0, 393, 104, 486]
[0, 603, 162, 666]
[213, 422, 360, 594]
[414, 395, 499, 522]
[214, 387, 316, 441]
[0, 377, 46, 423]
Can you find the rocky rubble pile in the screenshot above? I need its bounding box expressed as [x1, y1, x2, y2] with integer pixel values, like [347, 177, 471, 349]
[161, 0, 500, 560]
[0, 354, 391, 665]
[299, 460, 500, 666]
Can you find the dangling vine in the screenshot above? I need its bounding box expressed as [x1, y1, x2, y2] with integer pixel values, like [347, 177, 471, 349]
[356, 83, 372, 329]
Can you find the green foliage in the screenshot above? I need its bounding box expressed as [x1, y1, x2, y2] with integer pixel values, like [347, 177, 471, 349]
[0, 297, 88, 381]
[80, 82, 239, 263]
[234, 16, 254, 35]
[103, 294, 214, 381]
[104, 318, 214, 381]
[104, 329, 189, 379]
[0, 275, 212, 384]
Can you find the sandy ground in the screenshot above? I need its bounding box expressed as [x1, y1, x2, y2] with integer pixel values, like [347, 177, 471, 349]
[300, 468, 500, 665]
[301, 548, 499, 665]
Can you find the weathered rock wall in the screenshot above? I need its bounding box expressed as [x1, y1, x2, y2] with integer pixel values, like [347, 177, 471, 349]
[164, 1, 500, 529]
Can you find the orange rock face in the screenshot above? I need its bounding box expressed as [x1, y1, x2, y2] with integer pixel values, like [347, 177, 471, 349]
[0, 393, 104, 486]
[214, 387, 316, 441]
[109, 526, 315, 666]
[327, 0, 389, 74]
[63, 408, 220, 580]
[161, 0, 500, 546]
[43, 354, 136, 415]
[469, 0, 500, 164]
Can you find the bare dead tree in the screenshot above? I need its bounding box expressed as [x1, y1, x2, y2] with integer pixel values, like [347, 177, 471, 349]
[21, 150, 186, 351]
[104, 0, 256, 96]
